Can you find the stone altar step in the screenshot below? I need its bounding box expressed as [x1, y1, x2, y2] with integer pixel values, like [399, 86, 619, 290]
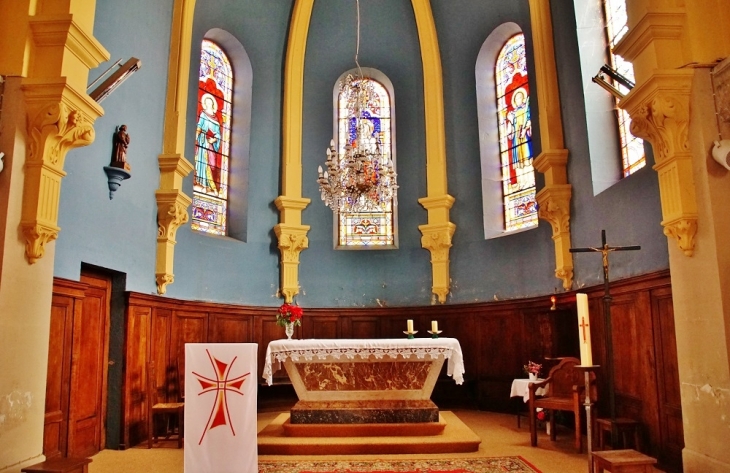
[282, 417, 446, 437]
[257, 411, 481, 455]
[290, 399, 439, 424]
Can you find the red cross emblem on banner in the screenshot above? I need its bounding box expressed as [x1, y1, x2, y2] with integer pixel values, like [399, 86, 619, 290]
[193, 349, 251, 445]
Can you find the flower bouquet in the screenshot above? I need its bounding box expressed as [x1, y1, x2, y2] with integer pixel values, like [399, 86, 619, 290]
[523, 360, 542, 380]
[276, 303, 303, 327]
[277, 303, 303, 340]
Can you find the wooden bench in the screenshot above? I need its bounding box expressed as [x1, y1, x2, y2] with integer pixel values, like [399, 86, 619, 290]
[21, 457, 91, 473]
[592, 449, 657, 473]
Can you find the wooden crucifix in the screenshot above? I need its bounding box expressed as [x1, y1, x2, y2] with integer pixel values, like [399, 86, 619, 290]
[570, 229, 640, 446]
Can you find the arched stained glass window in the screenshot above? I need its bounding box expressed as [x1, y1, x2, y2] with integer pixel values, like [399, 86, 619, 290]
[336, 74, 397, 248]
[192, 39, 233, 236]
[496, 34, 537, 232]
[603, 0, 645, 177]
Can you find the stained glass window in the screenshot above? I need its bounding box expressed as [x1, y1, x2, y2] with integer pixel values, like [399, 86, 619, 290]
[337, 77, 395, 248]
[191, 40, 233, 236]
[495, 34, 537, 232]
[603, 0, 645, 176]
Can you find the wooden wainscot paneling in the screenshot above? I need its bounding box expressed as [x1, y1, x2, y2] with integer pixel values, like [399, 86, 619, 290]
[121, 303, 150, 449]
[651, 286, 683, 471]
[210, 312, 252, 343]
[117, 270, 679, 458]
[583, 270, 679, 472]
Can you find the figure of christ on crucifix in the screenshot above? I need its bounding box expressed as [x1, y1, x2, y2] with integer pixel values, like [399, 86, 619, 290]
[570, 230, 640, 448]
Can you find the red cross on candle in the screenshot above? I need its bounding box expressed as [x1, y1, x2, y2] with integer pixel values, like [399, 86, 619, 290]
[580, 317, 590, 343]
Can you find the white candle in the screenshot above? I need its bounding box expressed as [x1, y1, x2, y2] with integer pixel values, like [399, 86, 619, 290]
[576, 293, 593, 366]
[407, 319, 414, 333]
[431, 320, 438, 332]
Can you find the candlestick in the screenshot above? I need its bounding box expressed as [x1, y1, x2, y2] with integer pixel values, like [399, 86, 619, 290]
[407, 319, 413, 333]
[431, 320, 438, 332]
[576, 293, 593, 366]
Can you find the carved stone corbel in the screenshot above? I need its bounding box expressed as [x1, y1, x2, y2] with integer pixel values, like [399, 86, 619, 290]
[621, 71, 698, 256]
[21, 101, 96, 263]
[155, 188, 192, 294]
[274, 223, 310, 303]
[536, 184, 573, 290]
[418, 221, 456, 304]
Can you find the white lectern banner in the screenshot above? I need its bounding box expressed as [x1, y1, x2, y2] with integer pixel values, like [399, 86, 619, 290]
[185, 343, 258, 473]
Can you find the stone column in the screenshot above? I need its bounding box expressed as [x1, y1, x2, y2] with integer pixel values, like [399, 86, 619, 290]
[617, 2, 730, 470]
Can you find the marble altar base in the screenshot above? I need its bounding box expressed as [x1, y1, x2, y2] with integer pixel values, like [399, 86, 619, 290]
[289, 399, 439, 424]
[257, 411, 481, 455]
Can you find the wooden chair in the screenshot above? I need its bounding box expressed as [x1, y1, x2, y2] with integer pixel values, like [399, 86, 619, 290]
[147, 361, 184, 448]
[528, 356, 596, 452]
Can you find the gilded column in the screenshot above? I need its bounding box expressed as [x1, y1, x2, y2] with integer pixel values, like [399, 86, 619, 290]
[412, 0, 456, 303]
[275, 0, 313, 302]
[528, 0, 574, 289]
[155, 0, 197, 294]
[20, 9, 111, 263]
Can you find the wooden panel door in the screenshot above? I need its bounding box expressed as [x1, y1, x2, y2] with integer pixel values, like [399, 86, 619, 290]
[68, 272, 111, 457]
[43, 288, 82, 459]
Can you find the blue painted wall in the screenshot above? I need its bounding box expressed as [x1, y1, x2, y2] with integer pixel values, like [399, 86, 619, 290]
[55, 0, 174, 293]
[54, 0, 668, 308]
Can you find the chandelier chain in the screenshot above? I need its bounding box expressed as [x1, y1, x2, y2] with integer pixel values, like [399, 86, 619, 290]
[316, 0, 399, 213]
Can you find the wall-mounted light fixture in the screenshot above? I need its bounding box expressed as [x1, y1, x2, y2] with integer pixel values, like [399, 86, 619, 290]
[550, 295, 557, 311]
[592, 64, 635, 100]
[88, 57, 142, 103]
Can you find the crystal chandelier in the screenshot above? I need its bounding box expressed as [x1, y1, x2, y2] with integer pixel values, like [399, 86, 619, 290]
[316, 0, 398, 213]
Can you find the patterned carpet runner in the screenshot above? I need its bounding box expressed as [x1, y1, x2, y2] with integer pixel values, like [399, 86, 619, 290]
[258, 456, 541, 473]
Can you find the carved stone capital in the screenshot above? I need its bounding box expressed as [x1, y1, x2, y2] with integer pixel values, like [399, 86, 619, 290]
[418, 222, 456, 303]
[155, 189, 192, 294]
[27, 101, 95, 168]
[536, 184, 574, 290]
[536, 185, 572, 236]
[630, 95, 689, 164]
[621, 71, 698, 256]
[156, 191, 192, 242]
[20, 222, 60, 264]
[621, 71, 692, 164]
[274, 223, 310, 302]
[156, 273, 175, 295]
[662, 216, 697, 257]
[21, 98, 99, 264]
[419, 224, 454, 263]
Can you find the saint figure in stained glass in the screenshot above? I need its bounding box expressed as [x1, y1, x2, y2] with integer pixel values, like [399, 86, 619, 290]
[495, 34, 537, 232]
[336, 76, 395, 248]
[192, 40, 233, 236]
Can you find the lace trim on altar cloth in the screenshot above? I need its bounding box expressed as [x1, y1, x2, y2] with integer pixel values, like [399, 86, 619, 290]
[263, 339, 465, 386]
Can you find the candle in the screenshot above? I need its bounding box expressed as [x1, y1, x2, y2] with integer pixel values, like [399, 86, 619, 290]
[407, 319, 414, 333]
[576, 293, 593, 366]
[431, 320, 438, 332]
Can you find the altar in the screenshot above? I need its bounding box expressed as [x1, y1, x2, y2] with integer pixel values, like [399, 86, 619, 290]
[263, 338, 465, 425]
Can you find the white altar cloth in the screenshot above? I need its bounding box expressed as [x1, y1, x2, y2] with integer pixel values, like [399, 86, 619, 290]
[263, 338, 465, 386]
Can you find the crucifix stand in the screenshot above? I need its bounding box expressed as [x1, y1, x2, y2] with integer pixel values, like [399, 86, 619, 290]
[570, 230, 640, 454]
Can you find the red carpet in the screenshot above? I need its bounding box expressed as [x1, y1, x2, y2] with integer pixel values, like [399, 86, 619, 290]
[258, 457, 541, 473]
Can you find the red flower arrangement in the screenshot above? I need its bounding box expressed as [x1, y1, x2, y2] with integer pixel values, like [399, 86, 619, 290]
[276, 303, 303, 327]
[523, 361, 542, 376]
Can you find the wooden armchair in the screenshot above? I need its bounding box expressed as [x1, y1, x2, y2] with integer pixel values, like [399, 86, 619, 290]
[147, 362, 184, 448]
[528, 357, 596, 452]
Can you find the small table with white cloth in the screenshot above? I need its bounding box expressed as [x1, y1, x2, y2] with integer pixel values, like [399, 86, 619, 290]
[510, 378, 547, 428]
